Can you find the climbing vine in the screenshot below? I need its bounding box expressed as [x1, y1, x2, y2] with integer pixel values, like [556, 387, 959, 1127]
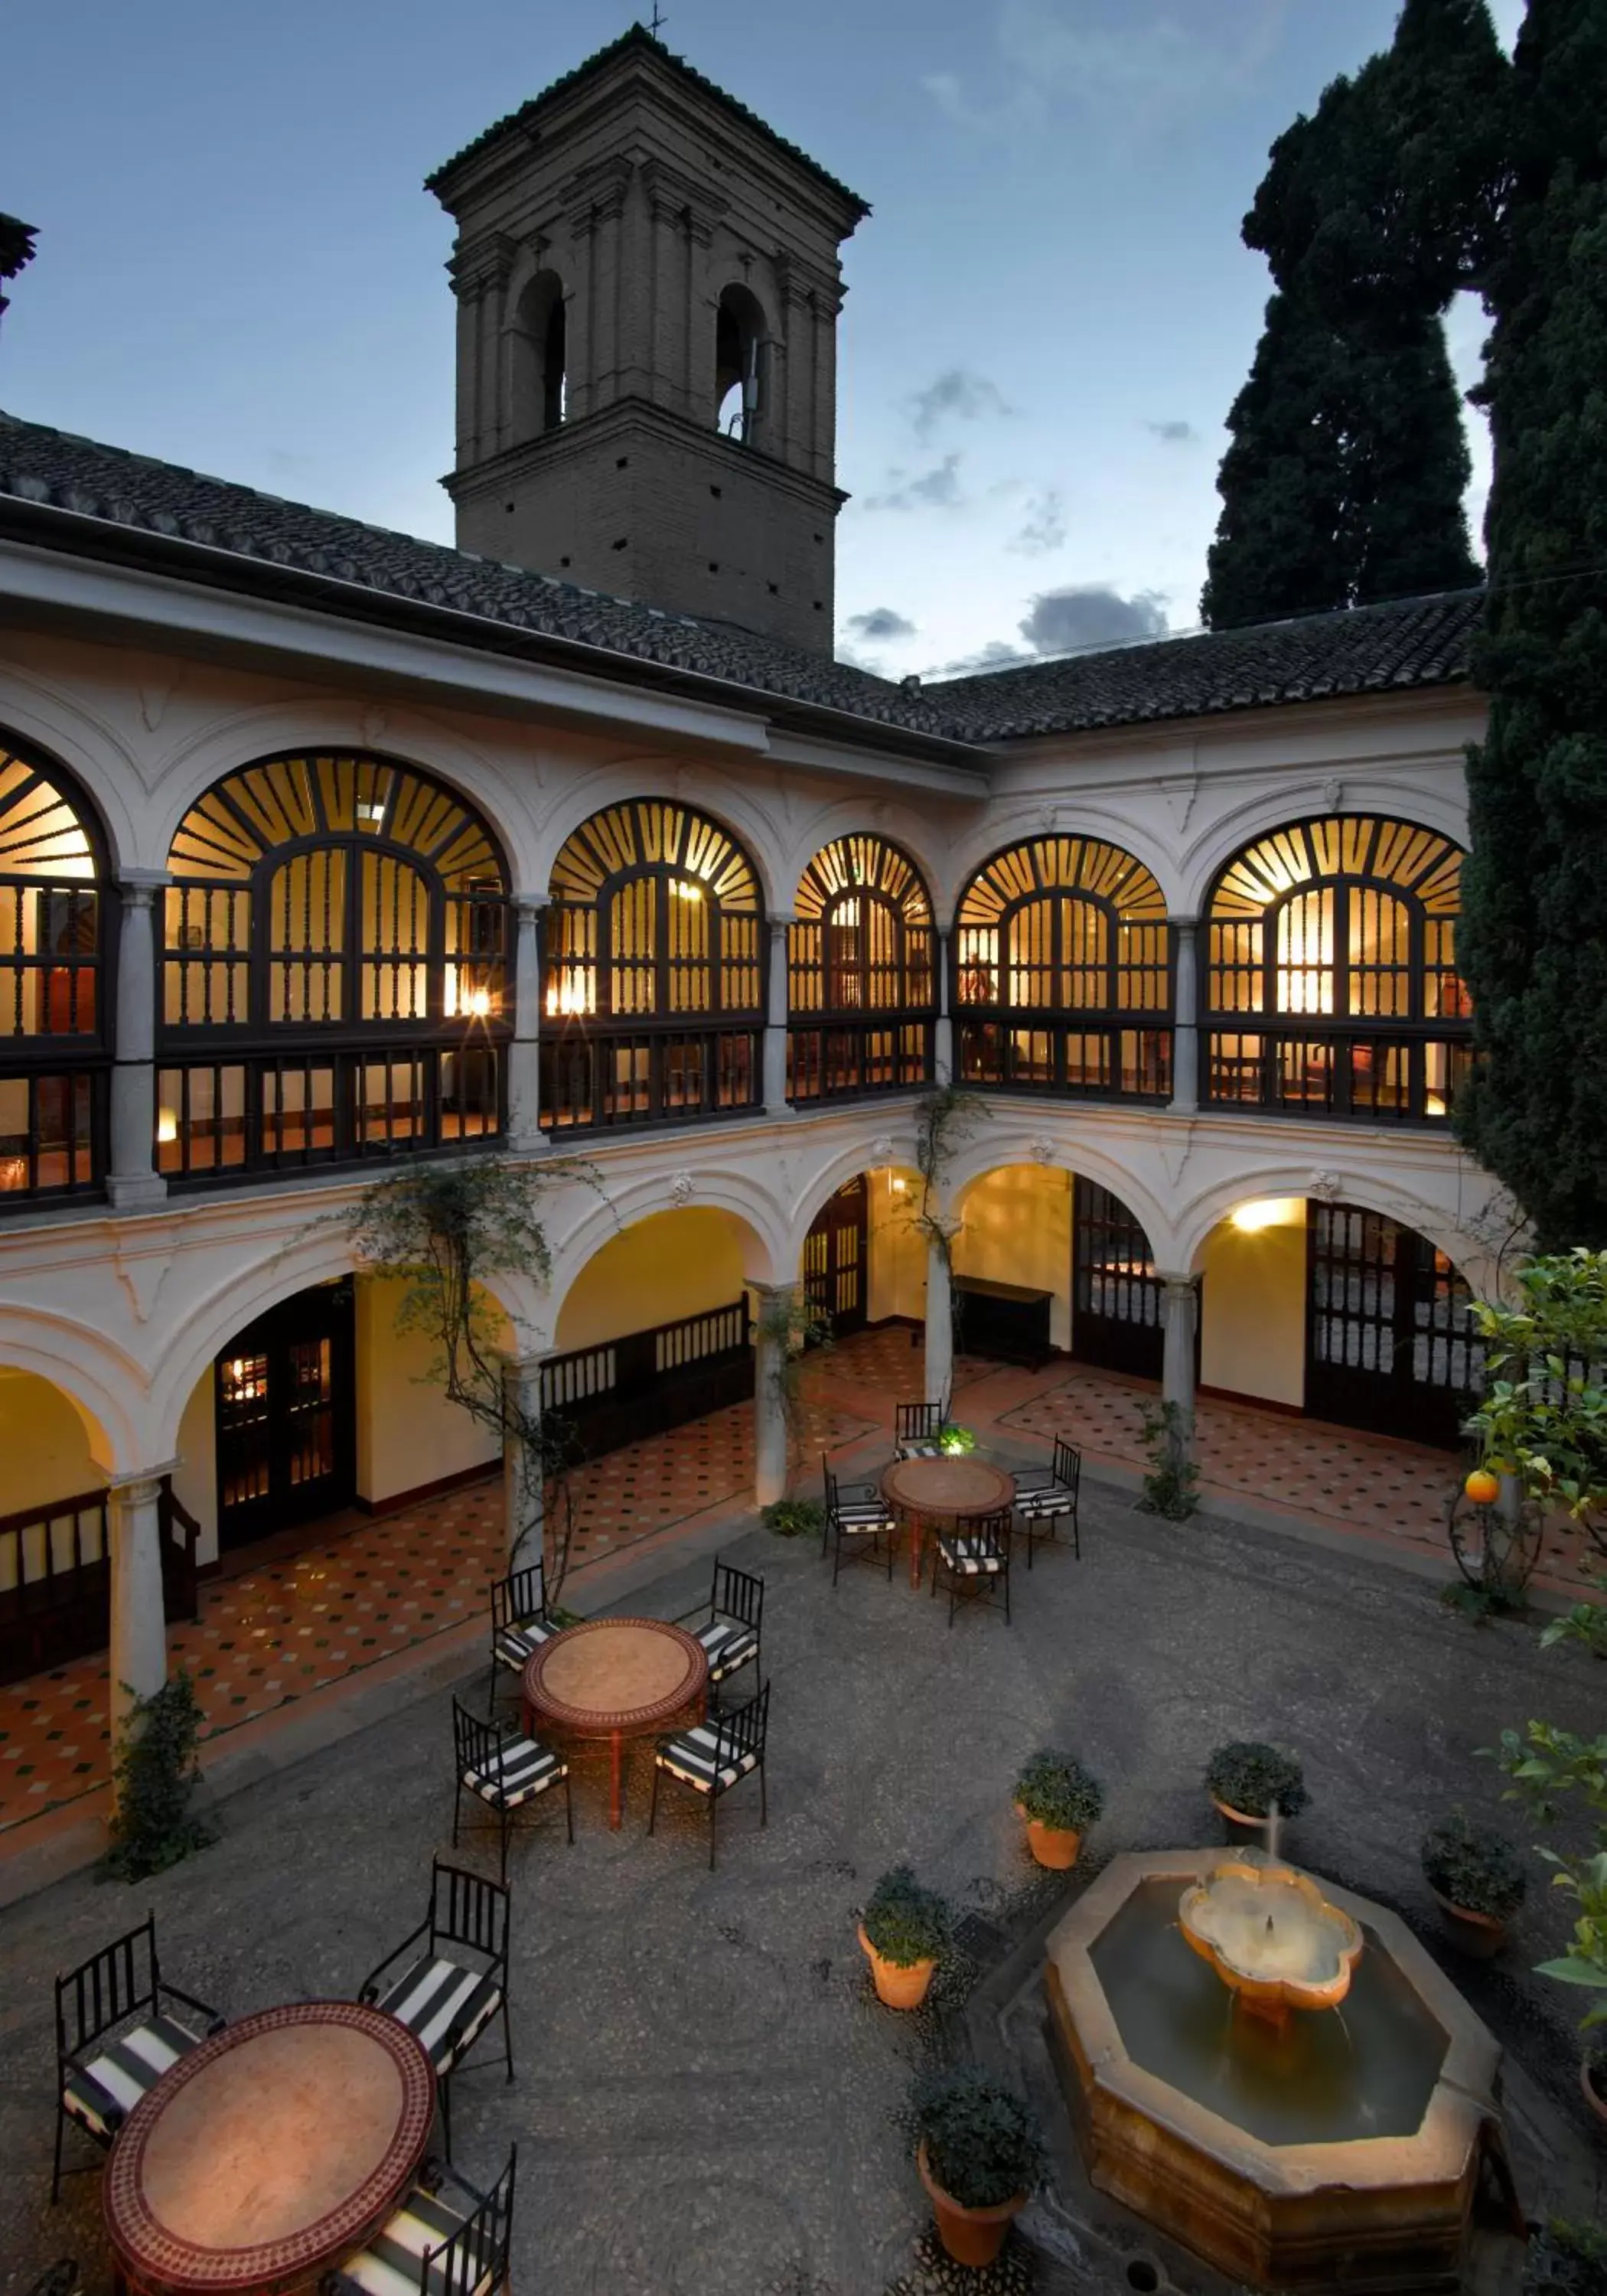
[756, 1283, 833, 1482]
[906, 1084, 989, 1410]
[1138, 1400, 1200, 1522]
[105, 1668, 217, 1882]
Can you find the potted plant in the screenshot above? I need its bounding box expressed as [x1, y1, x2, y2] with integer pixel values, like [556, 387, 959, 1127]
[937, 1423, 977, 1454]
[1523, 2216, 1607, 2295]
[1204, 1742, 1309, 1845]
[915, 2069, 1043, 2268]
[1014, 1750, 1104, 1870]
[1420, 1811, 1527, 1959]
[1582, 2039, 1607, 2131]
[858, 1866, 950, 2010]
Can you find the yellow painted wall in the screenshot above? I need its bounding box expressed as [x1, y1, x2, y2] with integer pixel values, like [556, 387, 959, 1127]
[866, 1167, 926, 1322]
[1199, 1202, 1309, 1408]
[355, 1274, 504, 1508]
[172, 1371, 218, 1566]
[953, 1166, 1073, 1349]
[0, 1369, 99, 1516]
[554, 1209, 751, 1351]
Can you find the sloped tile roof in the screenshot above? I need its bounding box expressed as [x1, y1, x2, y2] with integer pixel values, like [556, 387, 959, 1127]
[426, 24, 870, 217]
[0, 411, 1479, 752]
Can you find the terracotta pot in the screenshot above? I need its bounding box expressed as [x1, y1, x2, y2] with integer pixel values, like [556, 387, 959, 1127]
[857, 1921, 936, 2010]
[1015, 1802, 1082, 1870]
[1211, 1795, 1276, 1848]
[1582, 2058, 1607, 2129]
[1429, 1886, 1508, 1961]
[918, 2139, 1026, 2268]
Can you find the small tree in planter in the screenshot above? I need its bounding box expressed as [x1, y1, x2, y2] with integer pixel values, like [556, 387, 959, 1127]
[1486, 1717, 1607, 2034]
[1420, 1811, 1527, 1958]
[858, 1865, 950, 2010]
[104, 1669, 217, 1882]
[1205, 1742, 1309, 1843]
[1013, 1750, 1104, 1870]
[915, 2069, 1044, 2268]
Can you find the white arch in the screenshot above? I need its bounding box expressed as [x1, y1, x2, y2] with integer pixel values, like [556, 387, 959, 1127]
[945, 1120, 1180, 1267]
[947, 801, 1187, 925]
[778, 803, 950, 925]
[529, 763, 787, 917]
[0, 672, 146, 876]
[784, 1129, 924, 1268]
[1174, 1162, 1495, 1296]
[545, 1168, 785, 1329]
[0, 1303, 148, 1473]
[1178, 787, 1472, 921]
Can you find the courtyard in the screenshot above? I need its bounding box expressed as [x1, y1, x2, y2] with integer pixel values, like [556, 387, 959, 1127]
[3, 1457, 1602, 2296]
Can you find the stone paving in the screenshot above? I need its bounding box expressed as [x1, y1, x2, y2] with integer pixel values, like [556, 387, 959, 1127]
[2, 1482, 1602, 2296]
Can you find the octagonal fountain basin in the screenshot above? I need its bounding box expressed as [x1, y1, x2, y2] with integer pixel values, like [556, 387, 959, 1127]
[1046, 1851, 1506, 2292]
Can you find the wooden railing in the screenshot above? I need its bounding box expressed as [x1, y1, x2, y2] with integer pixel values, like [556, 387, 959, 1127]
[0, 1477, 201, 1687]
[539, 1300, 753, 1463]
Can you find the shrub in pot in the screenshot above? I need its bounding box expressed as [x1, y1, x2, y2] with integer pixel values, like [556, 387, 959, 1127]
[1420, 1811, 1527, 1958]
[1204, 1741, 1308, 1842]
[915, 2069, 1044, 2268]
[858, 1865, 950, 2010]
[1014, 1750, 1104, 1870]
[1522, 2216, 1607, 2296]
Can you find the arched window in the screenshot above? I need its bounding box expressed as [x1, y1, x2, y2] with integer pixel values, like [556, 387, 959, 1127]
[158, 752, 508, 1179]
[1204, 814, 1470, 1124]
[955, 837, 1172, 1099]
[509, 269, 566, 440]
[0, 735, 104, 1200]
[788, 833, 934, 1101]
[542, 799, 764, 1131]
[715, 284, 768, 445]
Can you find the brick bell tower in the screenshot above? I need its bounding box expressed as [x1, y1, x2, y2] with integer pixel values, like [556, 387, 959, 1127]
[428, 26, 869, 653]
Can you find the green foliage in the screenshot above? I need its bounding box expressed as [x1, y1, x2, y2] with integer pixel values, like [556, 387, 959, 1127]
[1524, 2218, 1607, 2296]
[1138, 1401, 1199, 1521]
[937, 1423, 976, 1455]
[861, 1865, 950, 1968]
[1485, 1717, 1607, 2024]
[756, 1285, 833, 1477]
[761, 1494, 824, 1540]
[1456, 5, 1607, 1246]
[1420, 1809, 1528, 1916]
[1205, 1740, 1309, 1821]
[104, 1669, 216, 1882]
[1014, 1750, 1104, 1835]
[915, 2069, 1044, 2210]
[1463, 1252, 1607, 1533]
[1540, 1579, 1607, 1658]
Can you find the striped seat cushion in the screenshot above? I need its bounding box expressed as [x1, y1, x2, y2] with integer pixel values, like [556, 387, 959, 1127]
[836, 1502, 892, 1531]
[493, 1617, 554, 1671]
[1015, 1486, 1077, 1518]
[696, 1619, 759, 1681]
[936, 1534, 1005, 1576]
[657, 1723, 760, 1795]
[897, 1441, 941, 1459]
[373, 1955, 502, 2078]
[337, 2183, 487, 2296]
[463, 1735, 566, 1809]
[63, 2013, 203, 2138]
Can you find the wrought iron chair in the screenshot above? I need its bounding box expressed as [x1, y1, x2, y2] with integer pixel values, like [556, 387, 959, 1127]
[894, 1401, 944, 1458]
[676, 1557, 763, 1704]
[322, 2142, 517, 2296]
[1012, 1435, 1082, 1564]
[929, 1508, 1013, 1627]
[357, 1859, 510, 2156]
[821, 1457, 897, 1585]
[53, 1915, 224, 2203]
[451, 1698, 572, 1883]
[486, 1558, 556, 1707]
[649, 1681, 770, 1869]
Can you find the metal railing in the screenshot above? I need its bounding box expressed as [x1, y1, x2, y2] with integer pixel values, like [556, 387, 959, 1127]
[539, 1299, 753, 1461]
[539, 1025, 761, 1133]
[786, 1018, 933, 1104]
[0, 1479, 200, 1685]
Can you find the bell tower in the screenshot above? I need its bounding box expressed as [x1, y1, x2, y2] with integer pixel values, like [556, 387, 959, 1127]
[428, 28, 869, 653]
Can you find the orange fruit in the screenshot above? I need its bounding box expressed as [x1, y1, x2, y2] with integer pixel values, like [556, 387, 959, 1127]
[1464, 1467, 1501, 1508]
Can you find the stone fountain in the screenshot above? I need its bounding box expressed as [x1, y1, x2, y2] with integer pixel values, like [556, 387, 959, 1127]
[1045, 1848, 1510, 2291]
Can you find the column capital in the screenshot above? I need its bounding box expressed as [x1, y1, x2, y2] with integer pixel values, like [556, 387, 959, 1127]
[106, 1461, 182, 1501]
[119, 869, 171, 905]
[1167, 913, 1198, 930]
[749, 1278, 800, 1305]
[768, 912, 795, 933]
[1156, 1270, 1200, 1293]
[510, 892, 548, 921]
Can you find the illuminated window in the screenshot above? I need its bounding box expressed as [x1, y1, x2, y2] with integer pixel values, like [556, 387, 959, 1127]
[786, 836, 934, 1101]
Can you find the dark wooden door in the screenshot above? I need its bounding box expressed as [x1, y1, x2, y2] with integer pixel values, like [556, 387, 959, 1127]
[1305, 1202, 1480, 1447]
[216, 1280, 356, 1548]
[1072, 1179, 1164, 1378]
[804, 1175, 869, 1336]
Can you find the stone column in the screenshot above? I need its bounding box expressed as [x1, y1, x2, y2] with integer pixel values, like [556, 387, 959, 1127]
[505, 895, 546, 1153]
[1169, 916, 1199, 1116]
[924, 1235, 953, 1414]
[502, 1355, 545, 1567]
[1159, 1272, 1200, 1434]
[933, 926, 953, 1084]
[108, 1466, 176, 1744]
[763, 916, 793, 1114]
[751, 1283, 793, 1508]
[109, 873, 167, 1211]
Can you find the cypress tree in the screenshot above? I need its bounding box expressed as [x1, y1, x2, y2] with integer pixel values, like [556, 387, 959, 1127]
[1201, 1, 1504, 629]
[1455, 0, 1607, 1247]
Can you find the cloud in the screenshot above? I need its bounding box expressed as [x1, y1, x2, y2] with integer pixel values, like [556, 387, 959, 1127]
[1146, 418, 1197, 444]
[1019, 585, 1170, 654]
[931, 638, 1035, 678]
[1008, 489, 1067, 556]
[864, 453, 966, 513]
[908, 369, 1012, 442]
[846, 606, 918, 641]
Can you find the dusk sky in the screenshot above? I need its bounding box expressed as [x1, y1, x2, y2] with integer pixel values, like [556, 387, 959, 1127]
[3, 0, 1521, 680]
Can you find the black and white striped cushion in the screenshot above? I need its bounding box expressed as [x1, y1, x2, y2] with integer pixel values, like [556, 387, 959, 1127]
[463, 1735, 566, 1810]
[696, 1619, 758, 1681]
[896, 1441, 941, 1459]
[936, 1534, 1005, 1576]
[63, 2014, 202, 2138]
[373, 1955, 502, 2078]
[1015, 1486, 1076, 1519]
[336, 2182, 487, 2296]
[493, 1617, 554, 1671]
[657, 1723, 759, 1795]
[836, 1501, 892, 1531]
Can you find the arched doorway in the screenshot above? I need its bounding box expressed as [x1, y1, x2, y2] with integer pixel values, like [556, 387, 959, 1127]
[214, 1280, 356, 1547]
[1305, 1200, 1480, 1445]
[1071, 1179, 1164, 1378]
[804, 1175, 869, 1336]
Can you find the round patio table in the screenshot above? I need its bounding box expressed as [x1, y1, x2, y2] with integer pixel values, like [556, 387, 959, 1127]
[103, 2001, 435, 2296]
[882, 1453, 1017, 1590]
[523, 1616, 707, 1831]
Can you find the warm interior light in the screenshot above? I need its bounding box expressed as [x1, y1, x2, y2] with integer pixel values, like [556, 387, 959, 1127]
[356, 799, 386, 825]
[466, 987, 492, 1019]
[671, 879, 703, 902]
[890, 1176, 908, 1195]
[157, 1107, 178, 1144]
[1231, 1198, 1302, 1234]
[546, 970, 594, 1018]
